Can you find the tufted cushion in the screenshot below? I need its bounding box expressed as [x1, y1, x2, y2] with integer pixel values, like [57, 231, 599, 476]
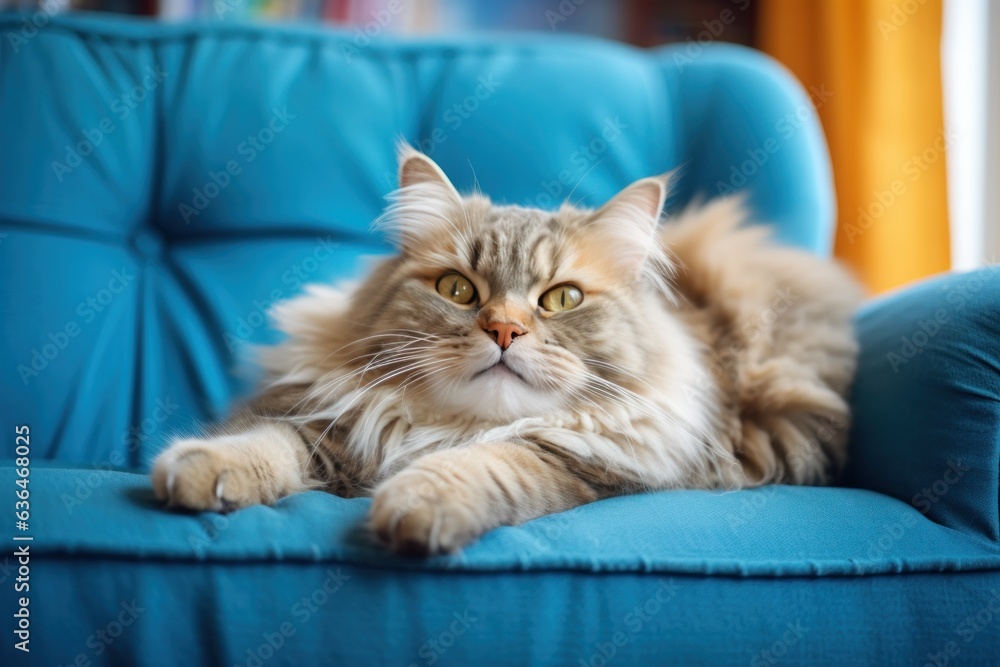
[0, 13, 833, 467]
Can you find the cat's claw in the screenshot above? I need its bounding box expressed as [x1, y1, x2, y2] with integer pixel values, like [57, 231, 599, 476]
[152, 440, 271, 512]
[165, 468, 178, 507]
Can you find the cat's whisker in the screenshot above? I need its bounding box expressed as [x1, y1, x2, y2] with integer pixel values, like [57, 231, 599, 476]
[277, 348, 437, 419]
[263, 332, 441, 394]
[565, 155, 609, 207]
[283, 351, 440, 420]
[309, 337, 440, 385]
[308, 355, 441, 413]
[587, 371, 736, 476]
[575, 376, 720, 472]
[583, 379, 722, 470]
[300, 358, 451, 461]
[308, 360, 462, 463]
[570, 393, 651, 489]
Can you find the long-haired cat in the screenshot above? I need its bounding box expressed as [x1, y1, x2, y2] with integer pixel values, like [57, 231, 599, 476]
[152, 144, 862, 555]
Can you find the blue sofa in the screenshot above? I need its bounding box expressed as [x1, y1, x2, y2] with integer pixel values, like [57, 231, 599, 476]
[2, 13, 999, 666]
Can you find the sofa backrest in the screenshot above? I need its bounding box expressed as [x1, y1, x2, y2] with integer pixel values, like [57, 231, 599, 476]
[0, 13, 833, 467]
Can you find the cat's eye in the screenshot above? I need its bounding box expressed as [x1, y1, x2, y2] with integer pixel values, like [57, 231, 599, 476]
[436, 272, 477, 305]
[540, 285, 583, 312]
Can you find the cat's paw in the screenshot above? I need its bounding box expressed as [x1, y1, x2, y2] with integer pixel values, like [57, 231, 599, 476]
[152, 438, 279, 512]
[369, 471, 482, 556]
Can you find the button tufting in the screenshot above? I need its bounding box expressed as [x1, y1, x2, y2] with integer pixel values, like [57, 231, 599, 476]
[129, 228, 165, 259]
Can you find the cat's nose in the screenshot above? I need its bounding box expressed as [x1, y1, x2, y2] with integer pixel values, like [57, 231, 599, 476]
[484, 322, 527, 351]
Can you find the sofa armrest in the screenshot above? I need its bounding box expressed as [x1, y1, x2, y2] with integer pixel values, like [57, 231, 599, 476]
[663, 44, 836, 255]
[844, 268, 1000, 543]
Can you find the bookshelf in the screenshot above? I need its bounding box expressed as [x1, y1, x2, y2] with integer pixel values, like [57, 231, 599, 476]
[0, 0, 760, 48]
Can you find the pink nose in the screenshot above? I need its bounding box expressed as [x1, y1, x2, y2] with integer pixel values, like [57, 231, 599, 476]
[484, 321, 527, 350]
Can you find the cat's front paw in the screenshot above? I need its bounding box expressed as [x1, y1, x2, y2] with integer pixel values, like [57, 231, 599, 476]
[369, 471, 483, 556]
[152, 438, 278, 512]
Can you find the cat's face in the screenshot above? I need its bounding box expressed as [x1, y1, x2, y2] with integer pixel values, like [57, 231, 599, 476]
[354, 146, 671, 422]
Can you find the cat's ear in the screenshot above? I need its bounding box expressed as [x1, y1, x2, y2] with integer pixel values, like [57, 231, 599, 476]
[381, 142, 463, 250]
[397, 143, 460, 194]
[583, 176, 668, 278]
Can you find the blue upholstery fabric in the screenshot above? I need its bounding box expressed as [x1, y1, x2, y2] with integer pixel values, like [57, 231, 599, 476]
[846, 268, 1000, 545]
[2, 464, 1000, 667]
[1, 13, 999, 667]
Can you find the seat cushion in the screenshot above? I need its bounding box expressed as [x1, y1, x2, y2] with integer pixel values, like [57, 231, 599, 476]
[5, 464, 999, 666]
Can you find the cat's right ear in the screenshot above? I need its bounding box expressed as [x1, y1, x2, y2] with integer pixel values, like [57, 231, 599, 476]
[397, 143, 460, 194]
[381, 142, 463, 250]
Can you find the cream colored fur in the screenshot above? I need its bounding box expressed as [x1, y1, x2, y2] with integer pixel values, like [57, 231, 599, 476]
[152, 147, 862, 555]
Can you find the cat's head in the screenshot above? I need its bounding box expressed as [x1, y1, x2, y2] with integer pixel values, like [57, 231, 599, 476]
[346, 144, 674, 422]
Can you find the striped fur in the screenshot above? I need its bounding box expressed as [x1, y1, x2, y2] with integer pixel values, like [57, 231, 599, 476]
[152, 146, 862, 555]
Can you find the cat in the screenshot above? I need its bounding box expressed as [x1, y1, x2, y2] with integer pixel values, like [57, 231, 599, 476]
[152, 143, 862, 556]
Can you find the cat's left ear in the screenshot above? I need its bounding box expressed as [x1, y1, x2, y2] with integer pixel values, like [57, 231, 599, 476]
[383, 142, 463, 251]
[584, 176, 668, 278]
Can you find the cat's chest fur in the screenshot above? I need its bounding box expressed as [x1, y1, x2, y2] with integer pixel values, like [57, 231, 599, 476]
[310, 350, 721, 490]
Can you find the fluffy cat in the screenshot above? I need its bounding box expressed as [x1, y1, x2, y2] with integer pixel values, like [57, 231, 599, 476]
[152, 144, 862, 555]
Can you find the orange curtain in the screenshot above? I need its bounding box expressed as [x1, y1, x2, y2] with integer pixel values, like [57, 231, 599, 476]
[759, 0, 951, 293]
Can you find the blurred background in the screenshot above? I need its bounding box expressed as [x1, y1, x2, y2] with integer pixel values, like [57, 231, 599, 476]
[2, 0, 995, 295]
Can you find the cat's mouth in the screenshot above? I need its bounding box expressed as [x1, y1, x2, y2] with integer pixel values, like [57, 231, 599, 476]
[473, 359, 529, 384]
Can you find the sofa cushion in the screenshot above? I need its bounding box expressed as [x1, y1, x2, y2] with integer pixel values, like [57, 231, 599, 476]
[846, 268, 1000, 545]
[20, 466, 1000, 574]
[5, 464, 1000, 666]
